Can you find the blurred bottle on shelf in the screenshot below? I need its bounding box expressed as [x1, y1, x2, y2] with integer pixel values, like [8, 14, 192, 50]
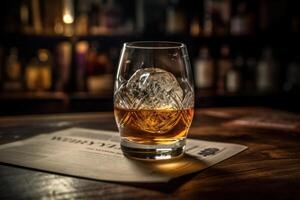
[86, 43, 100, 76]
[256, 48, 278, 92]
[20, 0, 73, 35]
[31, 0, 43, 34]
[75, 0, 89, 35]
[135, 0, 144, 32]
[194, 47, 215, 89]
[230, 1, 254, 36]
[143, 0, 166, 34]
[20, 1, 30, 33]
[18, 0, 134, 36]
[55, 42, 72, 91]
[89, 1, 103, 34]
[166, 0, 187, 34]
[62, 0, 75, 36]
[259, 0, 292, 34]
[290, 16, 300, 33]
[25, 49, 52, 91]
[0, 47, 4, 87]
[75, 41, 89, 91]
[43, 1, 62, 35]
[19, 0, 34, 34]
[244, 57, 256, 91]
[38, 50, 53, 90]
[284, 58, 300, 93]
[259, 0, 269, 33]
[226, 56, 242, 93]
[3, 48, 23, 91]
[203, 0, 230, 36]
[217, 45, 232, 93]
[102, 0, 122, 30]
[288, 1, 300, 33]
[88, 0, 126, 35]
[86, 43, 113, 93]
[51, 1, 65, 35]
[190, 16, 201, 36]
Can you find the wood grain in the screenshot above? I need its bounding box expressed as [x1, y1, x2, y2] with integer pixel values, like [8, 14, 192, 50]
[0, 107, 299, 199]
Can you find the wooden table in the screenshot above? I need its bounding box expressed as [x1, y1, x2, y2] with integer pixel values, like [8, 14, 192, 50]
[0, 107, 299, 199]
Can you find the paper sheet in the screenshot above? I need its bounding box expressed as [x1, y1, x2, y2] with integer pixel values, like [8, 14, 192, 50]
[0, 128, 247, 183]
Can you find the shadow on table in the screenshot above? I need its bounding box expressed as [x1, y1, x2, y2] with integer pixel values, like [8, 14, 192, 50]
[118, 153, 210, 193]
[125, 162, 300, 199]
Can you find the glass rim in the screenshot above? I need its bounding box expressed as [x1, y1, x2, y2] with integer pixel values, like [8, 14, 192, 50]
[124, 41, 185, 49]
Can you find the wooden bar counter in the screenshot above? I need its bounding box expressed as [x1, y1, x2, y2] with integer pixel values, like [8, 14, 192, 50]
[0, 107, 299, 199]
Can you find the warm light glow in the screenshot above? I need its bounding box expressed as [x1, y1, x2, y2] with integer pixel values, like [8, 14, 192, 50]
[38, 49, 49, 62]
[62, 0, 74, 24]
[63, 14, 74, 24]
[76, 41, 89, 53]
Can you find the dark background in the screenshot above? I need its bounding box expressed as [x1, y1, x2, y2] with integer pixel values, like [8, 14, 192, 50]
[0, 0, 299, 115]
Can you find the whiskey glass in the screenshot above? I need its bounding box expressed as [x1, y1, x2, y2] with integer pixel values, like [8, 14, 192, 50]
[114, 41, 194, 160]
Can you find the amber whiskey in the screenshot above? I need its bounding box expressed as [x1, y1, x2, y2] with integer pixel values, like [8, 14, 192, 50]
[114, 107, 194, 145]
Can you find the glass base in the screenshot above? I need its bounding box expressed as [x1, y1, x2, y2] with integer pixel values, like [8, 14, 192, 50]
[121, 138, 186, 161]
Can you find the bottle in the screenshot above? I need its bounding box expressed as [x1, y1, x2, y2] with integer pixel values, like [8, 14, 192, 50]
[20, 1, 30, 33]
[166, 0, 186, 34]
[230, 2, 254, 35]
[43, 0, 62, 35]
[256, 48, 278, 92]
[284, 59, 300, 93]
[190, 16, 201, 36]
[86, 42, 112, 93]
[3, 48, 23, 91]
[55, 42, 72, 91]
[203, 0, 215, 36]
[135, 0, 144, 33]
[102, 0, 122, 31]
[62, 0, 75, 36]
[226, 56, 243, 93]
[25, 49, 52, 91]
[31, 0, 42, 34]
[217, 45, 232, 93]
[143, 0, 166, 34]
[244, 57, 256, 91]
[0, 47, 4, 88]
[194, 47, 214, 89]
[203, 0, 230, 36]
[89, 1, 102, 34]
[37, 49, 52, 90]
[75, 41, 89, 91]
[75, 0, 89, 35]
